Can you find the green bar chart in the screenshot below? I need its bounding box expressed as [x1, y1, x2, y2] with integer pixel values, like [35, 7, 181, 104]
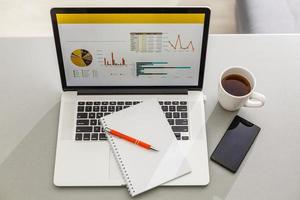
[136, 62, 191, 76]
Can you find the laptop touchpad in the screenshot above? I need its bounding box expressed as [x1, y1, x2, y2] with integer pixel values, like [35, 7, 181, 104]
[109, 149, 123, 180]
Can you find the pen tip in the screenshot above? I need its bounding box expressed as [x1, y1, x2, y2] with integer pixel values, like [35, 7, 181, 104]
[150, 147, 159, 152]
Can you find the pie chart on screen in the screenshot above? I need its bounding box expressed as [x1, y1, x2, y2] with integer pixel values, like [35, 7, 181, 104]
[71, 49, 93, 67]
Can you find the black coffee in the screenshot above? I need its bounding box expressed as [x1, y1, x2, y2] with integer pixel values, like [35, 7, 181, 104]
[221, 74, 251, 96]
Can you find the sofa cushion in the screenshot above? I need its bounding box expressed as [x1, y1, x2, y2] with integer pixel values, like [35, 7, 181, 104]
[237, 0, 300, 33]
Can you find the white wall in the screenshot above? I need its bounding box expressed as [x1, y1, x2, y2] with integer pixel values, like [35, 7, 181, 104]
[0, 0, 236, 36]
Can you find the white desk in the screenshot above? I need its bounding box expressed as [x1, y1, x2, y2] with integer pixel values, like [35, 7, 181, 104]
[1, 34, 300, 199]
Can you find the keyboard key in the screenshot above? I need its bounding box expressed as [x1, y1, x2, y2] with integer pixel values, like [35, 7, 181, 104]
[108, 106, 115, 112]
[83, 133, 90, 140]
[117, 101, 124, 105]
[177, 106, 187, 111]
[102, 101, 108, 105]
[90, 119, 97, 125]
[124, 106, 130, 109]
[109, 101, 116, 105]
[99, 133, 107, 140]
[104, 113, 110, 116]
[159, 101, 163, 105]
[172, 126, 188, 132]
[75, 133, 83, 140]
[181, 112, 188, 118]
[180, 101, 187, 105]
[182, 136, 189, 140]
[173, 112, 180, 118]
[169, 106, 175, 111]
[78, 102, 85, 105]
[94, 126, 101, 132]
[96, 113, 103, 118]
[133, 101, 139, 105]
[77, 113, 88, 119]
[168, 119, 174, 125]
[93, 106, 100, 112]
[172, 101, 179, 105]
[125, 101, 132, 105]
[91, 133, 98, 140]
[94, 102, 101, 105]
[77, 120, 89, 125]
[98, 120, 102, 125]
[101, 106, 107, 112]
[89, 113, 95, 118]
[85, 106, 92, 112]
[175, 119, 188, 125]
[161, 106, 168, 112]
[116, 106, 122, 111]
[165, 112, 172, 118]
[77, 106, 84, 112]
[86, 102, 93, 105]
[174, 132, 181, 137]
[176, 137, 181, 140]
[164, 101, 171, 105]
[76, 126, 93, 132]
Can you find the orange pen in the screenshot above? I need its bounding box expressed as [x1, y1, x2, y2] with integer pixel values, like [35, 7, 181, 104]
[105, 128, 158, 151]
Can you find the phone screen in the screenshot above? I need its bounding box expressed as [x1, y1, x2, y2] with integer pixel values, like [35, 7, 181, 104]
[210, 115, 261, 173]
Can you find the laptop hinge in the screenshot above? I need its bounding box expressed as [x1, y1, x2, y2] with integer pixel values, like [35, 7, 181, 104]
[77, 89, 188, 95]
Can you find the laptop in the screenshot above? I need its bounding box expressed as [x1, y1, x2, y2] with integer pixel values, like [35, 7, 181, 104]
[51, 7, 210, 186]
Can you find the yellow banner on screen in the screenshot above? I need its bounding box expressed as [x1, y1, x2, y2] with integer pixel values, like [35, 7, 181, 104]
[56, 13, 205, 24]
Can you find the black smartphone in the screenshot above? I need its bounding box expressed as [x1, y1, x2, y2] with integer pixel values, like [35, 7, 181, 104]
[210, 115, 261, 173]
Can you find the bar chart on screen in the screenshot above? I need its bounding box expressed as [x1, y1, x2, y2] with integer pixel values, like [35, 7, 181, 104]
[136, 61, 192, 77]
[103, 52, 127, 66]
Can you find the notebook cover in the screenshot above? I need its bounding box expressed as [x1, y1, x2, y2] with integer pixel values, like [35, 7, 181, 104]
[100, 99, 191, 196]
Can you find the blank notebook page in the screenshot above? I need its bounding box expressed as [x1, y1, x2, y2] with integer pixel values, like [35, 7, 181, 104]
[100, 99, 191, 196]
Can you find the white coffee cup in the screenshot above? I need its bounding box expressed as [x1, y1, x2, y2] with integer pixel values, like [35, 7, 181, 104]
[218, 66, 266, 111]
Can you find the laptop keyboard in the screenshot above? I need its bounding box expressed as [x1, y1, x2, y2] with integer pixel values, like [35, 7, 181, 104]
[75, 101, 189, 141]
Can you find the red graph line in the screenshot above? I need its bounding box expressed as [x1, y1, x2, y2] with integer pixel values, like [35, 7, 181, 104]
[168, 34, 194, 51]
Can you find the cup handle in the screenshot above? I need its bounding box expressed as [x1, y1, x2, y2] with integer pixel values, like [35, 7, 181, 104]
[244, 92, 266, 107]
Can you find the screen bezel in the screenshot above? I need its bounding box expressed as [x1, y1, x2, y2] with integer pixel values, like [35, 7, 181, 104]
[50, 7, 210, 91]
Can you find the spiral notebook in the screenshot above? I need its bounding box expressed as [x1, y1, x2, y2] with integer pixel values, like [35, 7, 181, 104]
[100, 99, 191, 196]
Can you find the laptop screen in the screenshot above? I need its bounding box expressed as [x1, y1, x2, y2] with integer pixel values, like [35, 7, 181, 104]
[53, 8, 209, 88]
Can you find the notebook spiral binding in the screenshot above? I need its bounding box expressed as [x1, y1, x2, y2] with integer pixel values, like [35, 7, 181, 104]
[101, 119, 135, 196]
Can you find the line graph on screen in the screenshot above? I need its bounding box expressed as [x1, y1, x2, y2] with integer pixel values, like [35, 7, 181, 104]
[168, 34, 194, 52]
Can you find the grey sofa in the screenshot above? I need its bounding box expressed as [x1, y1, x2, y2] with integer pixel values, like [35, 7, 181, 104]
[237, 0, 300, 33]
